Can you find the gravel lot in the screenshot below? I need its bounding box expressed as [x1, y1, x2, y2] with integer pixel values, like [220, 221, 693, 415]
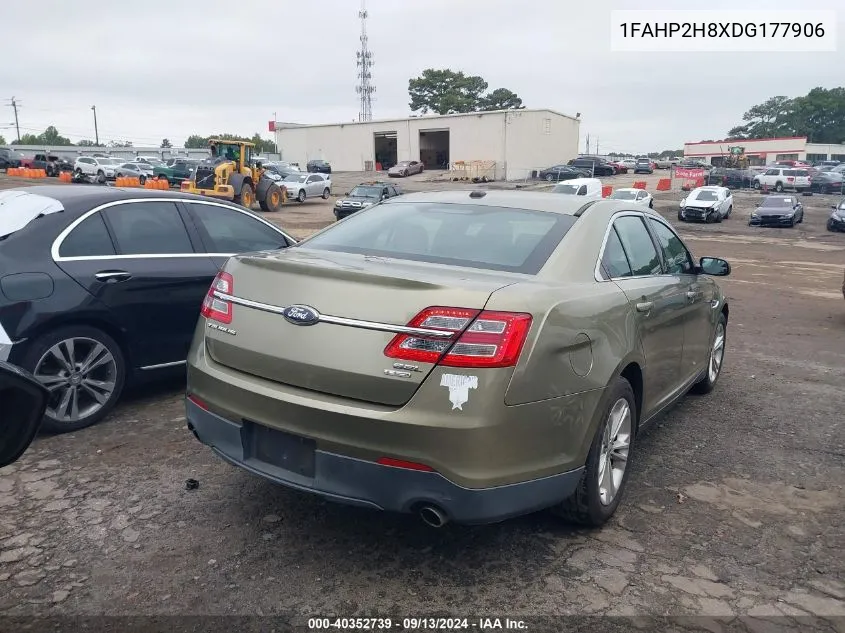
[1, 172, 844, 630]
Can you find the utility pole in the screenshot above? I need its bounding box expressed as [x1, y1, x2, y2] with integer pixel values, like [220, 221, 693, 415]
[596, 137, 600, 157]
[273, 111, 278, 155]
[8, 97, 21, 142]
[586, 133, 590, 155]
[91, 105, 99, 146]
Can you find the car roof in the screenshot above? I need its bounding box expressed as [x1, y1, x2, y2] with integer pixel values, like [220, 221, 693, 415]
[10, 185, 244, 210]
[383, 189, 595, 215]
[613, 188, 644, 194]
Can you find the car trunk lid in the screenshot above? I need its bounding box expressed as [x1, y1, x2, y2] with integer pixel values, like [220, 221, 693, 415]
[203, 248, 514, 406]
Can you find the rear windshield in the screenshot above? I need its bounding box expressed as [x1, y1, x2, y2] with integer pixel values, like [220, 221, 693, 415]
[298, 202, 576, 274]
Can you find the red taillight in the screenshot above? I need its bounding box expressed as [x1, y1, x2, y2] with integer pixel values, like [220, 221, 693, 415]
[200, 271, 234, 324]
[187, 394, 209, 410]
[376, 457, 435, 472]
[384, 307, 532, 369]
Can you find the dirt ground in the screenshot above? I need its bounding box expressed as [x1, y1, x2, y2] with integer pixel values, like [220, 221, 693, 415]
[0, 172, 844, 630]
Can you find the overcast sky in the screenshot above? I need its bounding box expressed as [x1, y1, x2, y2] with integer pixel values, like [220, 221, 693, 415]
[1, 0, 841, 153]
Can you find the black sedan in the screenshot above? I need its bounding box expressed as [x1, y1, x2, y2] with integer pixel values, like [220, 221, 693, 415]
[537, 165, 589, 182]
[810, 171, 844, 194]
[306, 159, 332, 174]
[828, 199, 845, 232]
[0, 186, 296, 432]
[707, 168, 753, 189]
[749, 194, 804, 227]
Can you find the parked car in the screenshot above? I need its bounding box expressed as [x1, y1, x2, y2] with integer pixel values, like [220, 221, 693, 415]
[551, 178, 603, 199]
[706, 168, 753, 189]
[679, 186, 733, 223]
[608, 162, 629, 174]
[749, 195, 804, 228]
[0, 360, 49, 468]
[813, 160, 840, 168]
[261, 164, 299, 182]
[828, 199, 845, 232]
[388, 160, 424, 178]
[618, 159, 637, 170]
[634, 158, 654, 174]
[334, 181, 403, 220]
[154, 158, 201, 185]
[74, 157, 123, 183]
[282, 172, 332, 203]
[609, 187, 654, 208]
[31, 153, 72, 177]
[809, 171, 844, 194]
[0, 148, 25, 170]
[135, 156, 163, 166]
[115, 162, 153, 183]
[753, 167, 812, 192]
[654, 158, 671, 169]
[537, 165, 589, 182]
[306, 159, 332, 174]
[0, 186, 296, 432]
[185, 189, 731, 527]
[678, 160, 712, 171]
[568, 157, 615, 177]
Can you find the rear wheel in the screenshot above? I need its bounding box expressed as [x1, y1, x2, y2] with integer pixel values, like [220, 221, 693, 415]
[22, 325, 126, 433]
[775, 182, 784, 192]
[260, 183, 283, 212]
[96, 170, 105, 184]
[236, 183, 255, 208]
[552, 377, 636, 527]
[322, 187, 330, 199]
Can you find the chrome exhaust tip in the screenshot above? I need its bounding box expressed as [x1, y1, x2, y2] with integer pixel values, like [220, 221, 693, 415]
[419, 505, 449, 528]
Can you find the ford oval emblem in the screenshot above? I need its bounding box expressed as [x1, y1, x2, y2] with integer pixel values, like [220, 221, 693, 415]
[282, 304, 320, 326]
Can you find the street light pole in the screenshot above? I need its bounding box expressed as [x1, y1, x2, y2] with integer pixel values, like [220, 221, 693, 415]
[91, 105, 99, 146]
[273, 111, 278, 156]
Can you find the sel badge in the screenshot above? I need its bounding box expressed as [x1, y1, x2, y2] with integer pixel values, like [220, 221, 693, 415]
[440, 374, 478, 410]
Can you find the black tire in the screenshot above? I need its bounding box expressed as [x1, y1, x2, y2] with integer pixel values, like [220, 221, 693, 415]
[296, 189, 306, 203]
[116, 172, 123, 178]
[691, 312, 727, 395]
[97, 170, 106, 184]
[775, 182, 783, 192]
[753, 180, 761, 190]
[545, 174, 554, 182]
[678, 211, 685, 221]
[715, 211, 723, 223]
[552, 376, 637, 527]
[705, 211, 714, 224]
[322, 187, 330, 199]
[234, 183, 255, 208]
[74, 167, 83, 175]
[649, 199, 654, 209]
[726, 205, 732, 218]
[139, 175, 146, 185]
[20, 325, 127, 433]
[260, 183, 283, 213]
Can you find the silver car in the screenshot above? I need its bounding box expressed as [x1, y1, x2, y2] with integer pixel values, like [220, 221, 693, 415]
[388, 160, 424, 178]
[115, 162, 153, 183]
[282, 173, 332, 203]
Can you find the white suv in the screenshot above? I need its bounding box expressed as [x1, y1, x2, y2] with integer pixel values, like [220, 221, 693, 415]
[73, 157, 122, 183]
[753, 167, 812, 192]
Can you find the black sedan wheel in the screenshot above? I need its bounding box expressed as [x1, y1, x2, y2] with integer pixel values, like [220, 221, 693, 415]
[22, 326, 126, 433]
[546, 174, 554, 182]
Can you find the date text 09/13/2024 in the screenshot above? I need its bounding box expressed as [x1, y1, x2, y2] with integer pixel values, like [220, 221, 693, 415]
[307, 617, 528, 630]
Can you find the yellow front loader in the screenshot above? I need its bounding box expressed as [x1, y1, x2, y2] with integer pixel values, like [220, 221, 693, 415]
[180, 139, 286, 212]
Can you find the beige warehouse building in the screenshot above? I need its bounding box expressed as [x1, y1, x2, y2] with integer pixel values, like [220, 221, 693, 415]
[272, 109, 580, 181]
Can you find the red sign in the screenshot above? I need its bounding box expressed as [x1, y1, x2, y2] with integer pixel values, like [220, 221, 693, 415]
[268, 120, 276, 132]
[675, 168, 705, 180]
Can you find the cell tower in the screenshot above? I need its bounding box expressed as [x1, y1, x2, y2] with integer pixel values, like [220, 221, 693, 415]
[355, 0, 375, 122]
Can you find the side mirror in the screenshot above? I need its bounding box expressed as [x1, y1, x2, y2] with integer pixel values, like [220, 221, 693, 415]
[0, 361, 48, 468]
[699, 257, 731, 277]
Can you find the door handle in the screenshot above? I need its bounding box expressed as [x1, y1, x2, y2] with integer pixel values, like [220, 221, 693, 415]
[636, 301, 653, 313]
[95, 270, 132, 282]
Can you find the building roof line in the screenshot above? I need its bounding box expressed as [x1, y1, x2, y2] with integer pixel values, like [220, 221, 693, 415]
[273, 108, 579, 130]
[684, 136, 807, 146]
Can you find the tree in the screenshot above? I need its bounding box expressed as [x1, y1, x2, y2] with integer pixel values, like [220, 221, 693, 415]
[160, 138, 173, 148]
[184, 134, 208, 149]
[479, 88, 524, 112]
[0, 134, 6, 145]
[76, 139, 97, 146]
[10, 126, 73, 146]
[408, 68, 524, 115]
[250, 133, 276, 154]
[727, 88, 845, 143]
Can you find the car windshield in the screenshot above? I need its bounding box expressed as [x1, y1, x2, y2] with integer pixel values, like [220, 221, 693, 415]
[121, 164, 138, 170]
[610, 190, 638, 200]
[298, 202, 577, 274]
[552, 184, 579, 194]
[349, 186, 382, 198]
[760, 197, 794, 208]
[284, 175, 309, 183]
[396, 162, 410, 167]
[692, 191, 719, 201]
[0, 190, 64, 240]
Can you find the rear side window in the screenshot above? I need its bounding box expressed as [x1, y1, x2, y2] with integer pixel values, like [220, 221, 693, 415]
[299, 202, 576, 274]
[187, 203, 286, 253]
[59, 213, 116, 257]
[601, 227, 632, 279]
[103, 201, 194, 255]
[612, 216, 662, 276]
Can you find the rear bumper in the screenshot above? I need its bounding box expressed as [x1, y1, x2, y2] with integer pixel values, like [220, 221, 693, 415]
[186, 400, 584, 524]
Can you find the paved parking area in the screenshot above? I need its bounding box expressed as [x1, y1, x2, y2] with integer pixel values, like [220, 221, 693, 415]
[1, 173, 844, 627]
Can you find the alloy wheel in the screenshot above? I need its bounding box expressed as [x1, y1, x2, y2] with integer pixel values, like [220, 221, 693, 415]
[597, 398, 632, 506]
[708, 322, 725, 383]
[33, 337, 117, 424]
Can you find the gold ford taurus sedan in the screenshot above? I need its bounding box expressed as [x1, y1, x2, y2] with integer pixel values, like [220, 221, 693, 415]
[185, 190, 731, 527]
